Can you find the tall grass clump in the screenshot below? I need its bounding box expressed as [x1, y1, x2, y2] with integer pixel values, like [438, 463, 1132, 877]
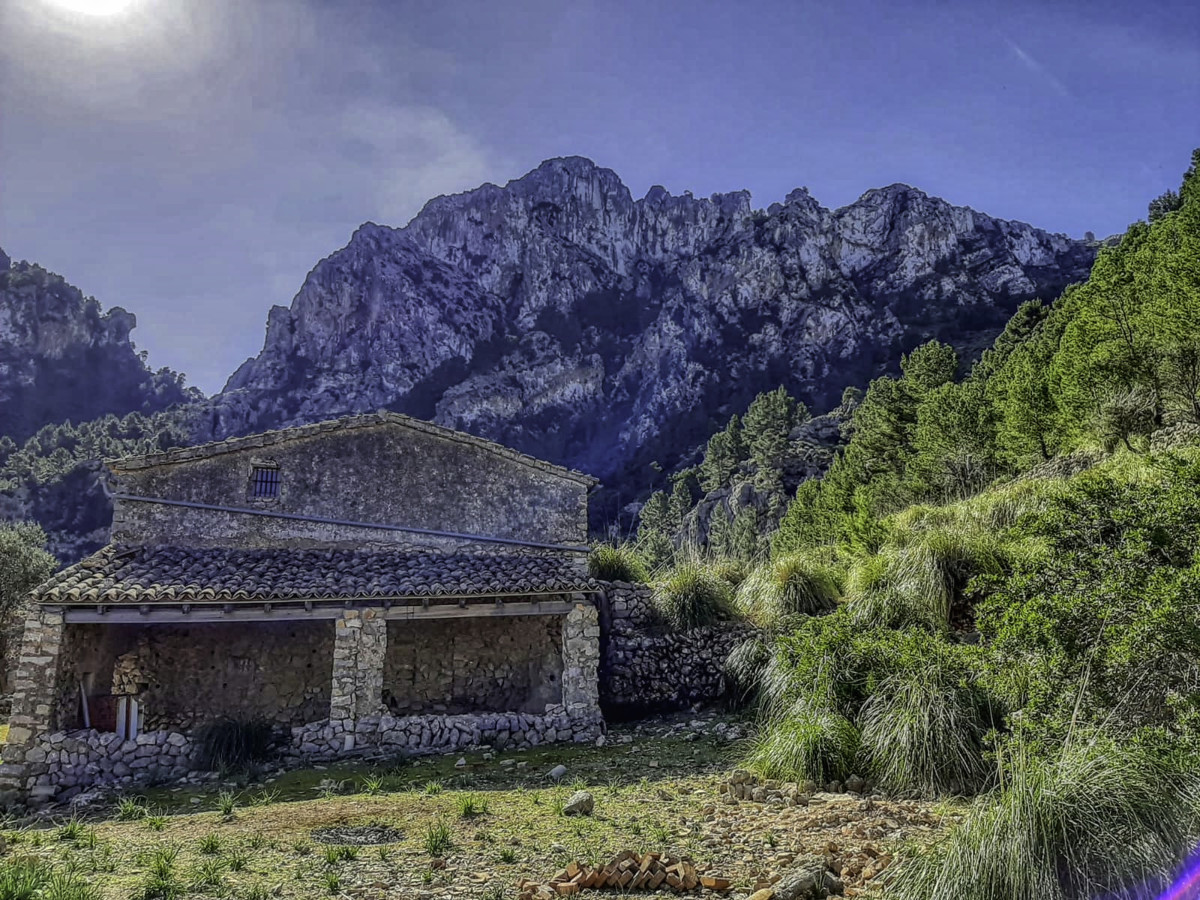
[722, 636, 770, 708]
[0, 859, 49, 900]
[858, 665, 989, 796]
[587, 544, 649, 583]
[845, 527, 1006, 631]
[735, 552, 840, 630]
[748, 706, 859, 784]
[891, 736, 1199, 900]
[651, 562, 732, 629]
[194, 718, 276, 772]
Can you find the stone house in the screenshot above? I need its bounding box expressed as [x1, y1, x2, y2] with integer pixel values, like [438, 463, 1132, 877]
[0, 412, 602, 804]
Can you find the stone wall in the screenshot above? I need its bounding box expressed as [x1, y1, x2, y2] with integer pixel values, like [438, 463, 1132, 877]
[52, 621, 334, 732]
[109, 418, 591, 552]
[20, 703, 608, 803]
[384, 617, 563, 715]
[3, 598, 604, 806]
[597, 582, 755, 719]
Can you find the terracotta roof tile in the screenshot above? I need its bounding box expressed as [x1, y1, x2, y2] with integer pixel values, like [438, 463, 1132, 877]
[34, 544, 597, 606]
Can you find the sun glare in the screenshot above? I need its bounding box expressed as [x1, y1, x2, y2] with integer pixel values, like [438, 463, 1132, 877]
[44, 0, 135, 15]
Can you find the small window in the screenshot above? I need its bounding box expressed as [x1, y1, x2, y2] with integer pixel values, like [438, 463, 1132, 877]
[251, 465, 280, 499]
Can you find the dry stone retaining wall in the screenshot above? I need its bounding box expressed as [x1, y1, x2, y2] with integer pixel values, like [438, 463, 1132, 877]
[598, 583, 755, 718]
[21, 702, 607, 803]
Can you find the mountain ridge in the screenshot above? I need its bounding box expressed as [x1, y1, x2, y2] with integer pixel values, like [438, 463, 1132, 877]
[208, 157, 1096, 516]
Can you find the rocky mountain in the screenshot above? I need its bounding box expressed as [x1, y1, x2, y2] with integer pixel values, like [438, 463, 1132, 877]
[0, 249, 197, 443]
[210, 157, 1096, 523]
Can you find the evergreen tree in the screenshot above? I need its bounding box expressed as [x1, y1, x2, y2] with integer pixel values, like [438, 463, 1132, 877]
[731, 507, 761, 560]
[708, 502, 732, 556]
[699, 415, 748, 491]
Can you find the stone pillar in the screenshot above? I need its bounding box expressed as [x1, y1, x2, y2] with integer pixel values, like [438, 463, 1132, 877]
[329, 608, 387, 729]
[561, 600, 601, 722]
[0, 606, 65, 805]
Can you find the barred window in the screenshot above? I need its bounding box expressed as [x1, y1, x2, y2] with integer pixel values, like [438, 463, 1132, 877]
[251, 466, 279, 499]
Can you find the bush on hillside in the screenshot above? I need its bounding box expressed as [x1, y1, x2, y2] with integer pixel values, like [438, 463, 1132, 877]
[722, 636, 770, 709]
[890, 736, 1199, 900]
[650, 563, 732, 630]
[859, 664, 989, 796]
[748, 706, 859, 784]
[587, 544, 650, 583]
[977, 454, 1200, 738]
[735, 553, 840, 630]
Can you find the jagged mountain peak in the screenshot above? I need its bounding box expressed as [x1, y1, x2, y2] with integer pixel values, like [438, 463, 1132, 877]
[209, 159, 1096, 529]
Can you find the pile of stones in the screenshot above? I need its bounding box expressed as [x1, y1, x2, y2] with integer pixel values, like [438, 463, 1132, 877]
[719, 770, 869, 805]
[518, 851, 731, 898]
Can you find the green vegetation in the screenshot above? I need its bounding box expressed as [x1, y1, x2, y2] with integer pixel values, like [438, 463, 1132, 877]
[0, 523, 56, 646]
[733, 151, 1200, 900]
[194, 719, 276, 773]
[650, 561, 732, 629]
[748, 707, 859, 784]
[734, 551, 840, 630]
[586, 544, 650, 582]
[892, 737, 1198, 900]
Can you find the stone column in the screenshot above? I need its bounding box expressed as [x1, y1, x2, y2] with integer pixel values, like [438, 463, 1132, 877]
[561, 599, 601, 723]
[329, 608, 387, 728]
[0, 606, 65, 806]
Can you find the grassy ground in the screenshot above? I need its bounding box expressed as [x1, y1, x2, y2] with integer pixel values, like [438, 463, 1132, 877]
[1, 713, 952, 898]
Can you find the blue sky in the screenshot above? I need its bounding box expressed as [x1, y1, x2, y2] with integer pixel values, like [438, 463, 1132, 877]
[2, 0, 1197, 394]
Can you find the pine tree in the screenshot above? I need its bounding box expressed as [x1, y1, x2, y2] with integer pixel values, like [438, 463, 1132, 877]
[731, 507, 761, 560]
[708, 502, 732, 556]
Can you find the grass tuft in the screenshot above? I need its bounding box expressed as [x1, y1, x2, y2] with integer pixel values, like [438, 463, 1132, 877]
[588, 544, 650, 583]
[424, 820, 454, 857]
[891, 737, 1199, 900]
[116, 796, 149, 821]
[651, 562, 732, 629]
[749, 706, 859, 784]
[736, 553, 840, 630]
[858, 666, 988, 796]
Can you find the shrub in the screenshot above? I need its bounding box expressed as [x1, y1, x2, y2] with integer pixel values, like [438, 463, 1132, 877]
[748, 706, 859, 784]
[587, 544, 649, 583]
[722, 636, 770, 708]
[890, 736, 1199, 900]
[651, 563, 732, 629]
[194, 719, 276, 772]
[846, 528, 1005, 631]
[735, 553, 839, 630]
[858, 665, 989, 796]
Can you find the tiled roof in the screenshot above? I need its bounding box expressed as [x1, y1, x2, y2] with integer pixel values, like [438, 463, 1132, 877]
[106, 411, 598, 487]
[33, 544, 598, 606]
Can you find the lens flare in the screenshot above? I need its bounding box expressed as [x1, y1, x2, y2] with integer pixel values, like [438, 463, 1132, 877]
[1159, 851, 1200, 900]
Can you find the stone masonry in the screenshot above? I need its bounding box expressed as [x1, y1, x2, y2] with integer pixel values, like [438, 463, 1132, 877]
[598, 582, 755, 719]
[2, 414, 605, 806]
[0, 606, 66, 804]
